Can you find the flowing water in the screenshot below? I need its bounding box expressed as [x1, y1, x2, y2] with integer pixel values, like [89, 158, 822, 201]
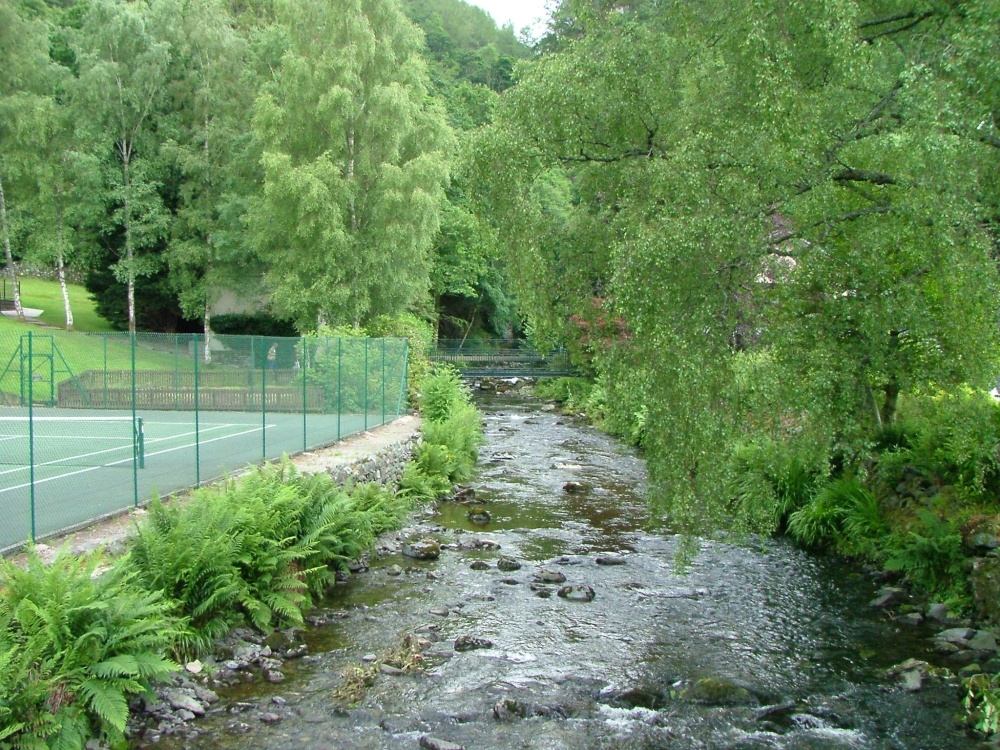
[145, 396, 984, 750]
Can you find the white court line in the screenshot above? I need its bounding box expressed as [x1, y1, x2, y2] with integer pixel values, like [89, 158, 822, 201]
[0, 424, 270, 495]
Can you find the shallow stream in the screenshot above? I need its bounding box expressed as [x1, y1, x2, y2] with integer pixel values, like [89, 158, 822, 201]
[147, 396, 982, 749]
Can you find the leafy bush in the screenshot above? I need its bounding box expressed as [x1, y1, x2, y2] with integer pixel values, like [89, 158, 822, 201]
[884, 389, 1000, 504]
[965, 672, 1000, 737]
[0, 548, 178, 749]
[786, 476, 884, 554]
[730, 437, 823, 535]
[418, 365, 469, 423]
[885, 510, 968, 599]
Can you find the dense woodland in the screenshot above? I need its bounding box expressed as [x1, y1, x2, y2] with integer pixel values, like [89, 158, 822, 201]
[0, 0, 526, 335]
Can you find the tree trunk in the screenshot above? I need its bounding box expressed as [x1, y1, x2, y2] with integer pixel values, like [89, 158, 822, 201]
[882, 380, 900, 425]
[121, 149, 136, 334]
[347, 127, 357, 232]
[55, 186, 74, 330]
[0, 172, 26, 322]
[203, 306, 212, 364]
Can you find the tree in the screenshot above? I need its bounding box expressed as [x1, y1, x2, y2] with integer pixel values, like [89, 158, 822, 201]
[0, 0, 61, 322]
[476, 0, 1000, 533]
[247, 0, 452, 330]
[149, 0, 255, 350]
[73, 0, 171, 333]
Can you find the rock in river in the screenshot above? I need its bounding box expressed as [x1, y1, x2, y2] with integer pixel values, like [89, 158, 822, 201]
[454, 635, 493, 652]
[403, 538, 441, 560]
[558, 584, 596, 602]
[497, 556, 522, 572]
[534, 569, 567, 584]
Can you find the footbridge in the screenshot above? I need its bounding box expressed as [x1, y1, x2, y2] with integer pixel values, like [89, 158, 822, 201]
[429, 339, 577, 378]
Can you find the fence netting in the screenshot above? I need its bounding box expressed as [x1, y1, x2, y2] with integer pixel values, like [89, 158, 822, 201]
[0, 331, 408, 551]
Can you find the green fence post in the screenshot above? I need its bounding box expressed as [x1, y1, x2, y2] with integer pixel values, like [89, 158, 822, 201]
[102, 335, 108, 408]
[397, 339, 409, 418]
[28, 331, 35, 541]
[262, 350, 267, 460]
[301, 337, 307, 452]
[337, 338, 342, 440]
[174, 334, 179, 410]
[48, 338, 54, 407]
[18, 335, 24, 406]
[381, 338, 386, 426]
[364, 338, 369, 432]
[131, 333, 138, 508]
[194, 336, 201, 486]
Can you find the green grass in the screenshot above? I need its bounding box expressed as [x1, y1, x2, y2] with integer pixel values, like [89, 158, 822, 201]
[7, 277, 115, 332]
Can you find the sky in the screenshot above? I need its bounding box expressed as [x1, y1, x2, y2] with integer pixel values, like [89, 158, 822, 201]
[465, 0, 552, 38]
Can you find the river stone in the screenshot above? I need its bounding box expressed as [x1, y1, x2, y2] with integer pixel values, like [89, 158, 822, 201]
[870, 586, 906, 608]
[259, 712, 282, 724]
[419, 737, 465, 750]
[467, 507, 491, 525]
[972, 556, 1000, 625]
[558, 584, 596, 602]
[454, 635, 493, 652]
[596, 554, 626, 566]
[185, 660, 203, 675]
[937, 627, 975, 644]
[900, 668, 925, 692]
[968, 630, 998, 654]
[387, 564, 403, 576]
[165, 690, 206, 716]
[563, 481, 587, 493]
[497, 556, 522, 571]
[403, 539, 441, 560]
[534, 569, 567, 584]
[380, 663, 406, 676]
[895, 613, 924, 627]
[501, 577, 520, 585]
[265, 670, 285, 683]
[452, 486, 476, 502]
[470, 560, 490, 571]
[429, 606, 450, 617]
[193, 686, 219, 704]
[959, 663, 984, 679]
[926, 602, 951, 622]
[682, 677, 755, 705]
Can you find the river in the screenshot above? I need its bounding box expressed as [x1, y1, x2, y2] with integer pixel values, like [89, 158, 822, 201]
[144, 395, 982, 750]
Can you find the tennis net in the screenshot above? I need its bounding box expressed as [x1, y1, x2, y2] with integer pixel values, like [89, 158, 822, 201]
[0, 416, 144, 470]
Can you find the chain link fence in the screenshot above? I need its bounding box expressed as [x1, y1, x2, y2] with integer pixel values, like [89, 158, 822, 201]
[0, 330, 408, 552]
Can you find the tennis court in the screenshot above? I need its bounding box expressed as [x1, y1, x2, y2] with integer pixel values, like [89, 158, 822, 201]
[0, 405, 380, 551]
[0, 331, 410, 552]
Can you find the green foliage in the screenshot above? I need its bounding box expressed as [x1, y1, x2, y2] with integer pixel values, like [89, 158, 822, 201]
[731, 438, 824, 536]
[418, 364, 470, 422]
[965, 672, 1000, 737]
[786, 476, 885, 555]
[475, 0, 1000, 537]
[0, 547, 178, 749]
[885, 510, 968, 600]
[881, 389, 1000, 504]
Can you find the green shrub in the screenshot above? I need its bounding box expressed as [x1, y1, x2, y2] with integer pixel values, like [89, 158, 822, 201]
[730, 437, 823, 535]
[786, 476, 884, 554]
[0, 548, 178, 749]
[885, 510, 968, 599]
[884, 389, 1000, 504]
[419, 365, 469, 423]
[398, 461, 453, 501]
[965, 672, 1000, 737]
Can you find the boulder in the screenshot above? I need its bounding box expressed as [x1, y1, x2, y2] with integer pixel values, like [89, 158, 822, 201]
[558, 585, 596, 602]
[870, 587, 906, 608]
[972, 556, 1000, 626]
[596, 554, 626, 566]
[420, 737, 465, 750]
[497, 556, 522, 572]
[470, 560, 490, 571]
[164, 689, 205, 716]
[467, 507, 491, 525]
[534, 569, 567, 584]
[454, 635, 493, 652]
[403, 539, 441, 560]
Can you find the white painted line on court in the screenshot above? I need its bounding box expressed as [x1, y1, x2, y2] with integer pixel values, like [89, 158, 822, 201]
[0, 424, 272, 495]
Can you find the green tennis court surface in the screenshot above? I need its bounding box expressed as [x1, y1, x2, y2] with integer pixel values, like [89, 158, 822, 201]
[0, 406, 381, 551]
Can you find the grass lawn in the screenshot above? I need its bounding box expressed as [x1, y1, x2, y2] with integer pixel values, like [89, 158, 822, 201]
[8, 277, 115, 332]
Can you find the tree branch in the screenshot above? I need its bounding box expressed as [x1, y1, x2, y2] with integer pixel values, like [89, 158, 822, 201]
[833, 168, 898, 186]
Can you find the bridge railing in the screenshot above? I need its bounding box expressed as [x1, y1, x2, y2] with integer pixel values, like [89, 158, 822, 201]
[429, 339, 575, 377]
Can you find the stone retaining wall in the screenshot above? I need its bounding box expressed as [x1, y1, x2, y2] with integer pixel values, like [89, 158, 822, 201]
[326, 434, 420, 488]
